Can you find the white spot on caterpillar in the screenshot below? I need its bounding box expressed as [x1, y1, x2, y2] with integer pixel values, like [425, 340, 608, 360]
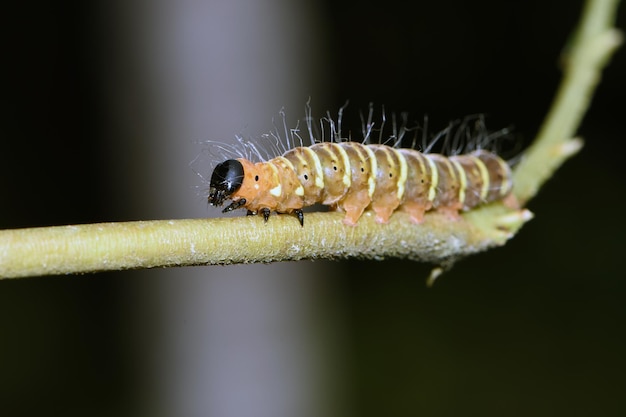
[270, 184, 282, 197]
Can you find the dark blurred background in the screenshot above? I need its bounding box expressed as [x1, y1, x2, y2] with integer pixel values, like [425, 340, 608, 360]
[2, 0, 625, 416]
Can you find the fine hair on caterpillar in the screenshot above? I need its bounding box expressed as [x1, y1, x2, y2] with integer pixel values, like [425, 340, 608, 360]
[198, 103, 516, 226]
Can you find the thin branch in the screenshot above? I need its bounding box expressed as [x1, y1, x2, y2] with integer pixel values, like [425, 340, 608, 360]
[0, 0, 621, 279]
[0, 209, 531, 279]
[513, 0, 622, 204]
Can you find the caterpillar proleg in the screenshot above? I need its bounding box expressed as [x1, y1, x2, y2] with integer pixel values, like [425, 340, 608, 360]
[205, 106, 515, 226]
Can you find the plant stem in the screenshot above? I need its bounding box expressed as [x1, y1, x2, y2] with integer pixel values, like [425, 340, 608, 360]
[512, 0, 622, 204]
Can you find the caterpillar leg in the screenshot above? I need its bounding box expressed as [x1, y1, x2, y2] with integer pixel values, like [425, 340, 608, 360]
[293, 209, 304, 227]
[437, 207, 462, 221]
[372, 205, 395, 224]
[222, 198, 247, 213]
[339, 191, 371, 226]
[502, 193, 520, 210]
[248, 208, 304, 226]
[400, 202, 428, 224]
[370, 195, 402, 224]
[260, 208, 271, 222]
[341, 205, 367, 226]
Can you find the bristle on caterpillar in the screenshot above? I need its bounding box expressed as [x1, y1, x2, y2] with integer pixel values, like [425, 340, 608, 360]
[202, 105, 515, 226]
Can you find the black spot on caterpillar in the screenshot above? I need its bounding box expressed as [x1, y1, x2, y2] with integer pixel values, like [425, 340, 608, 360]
[202, 104, 516, 226]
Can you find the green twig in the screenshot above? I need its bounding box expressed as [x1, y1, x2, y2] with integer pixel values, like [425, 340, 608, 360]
[512, 0, 622, 204]
[0, 209, 530, 278]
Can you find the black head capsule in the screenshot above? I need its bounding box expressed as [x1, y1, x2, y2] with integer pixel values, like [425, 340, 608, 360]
[208, 159, 244, 206]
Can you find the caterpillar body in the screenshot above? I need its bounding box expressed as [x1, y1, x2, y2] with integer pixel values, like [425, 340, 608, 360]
[208, 140, 514, 226]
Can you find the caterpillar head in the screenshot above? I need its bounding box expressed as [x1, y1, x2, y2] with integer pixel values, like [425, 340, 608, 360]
[208, 159, 244, 206]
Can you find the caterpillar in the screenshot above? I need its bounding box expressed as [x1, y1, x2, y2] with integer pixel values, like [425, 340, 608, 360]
[206, 108, 515, 227]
